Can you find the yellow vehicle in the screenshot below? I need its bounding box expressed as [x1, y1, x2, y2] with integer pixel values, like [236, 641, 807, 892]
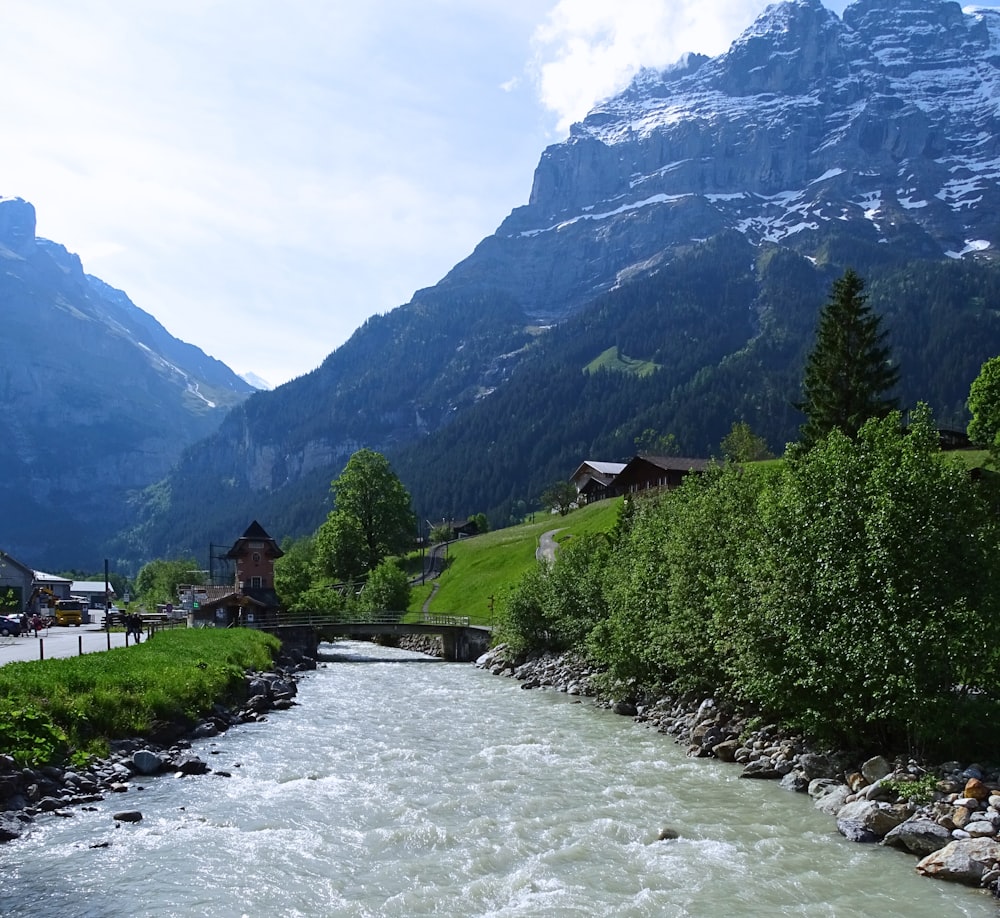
[53, 599, 83, 627]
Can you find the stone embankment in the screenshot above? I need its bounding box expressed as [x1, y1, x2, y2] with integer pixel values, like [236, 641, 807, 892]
[477, 645, 1000, 894]
[0, 651, 315, 843]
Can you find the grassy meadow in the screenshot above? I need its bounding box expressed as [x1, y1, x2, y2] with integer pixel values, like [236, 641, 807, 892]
[0, 628, 280, 765]
[408, 498, 623, 625]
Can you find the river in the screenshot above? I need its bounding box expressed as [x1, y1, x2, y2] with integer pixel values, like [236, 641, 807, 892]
[0, 641, 994, 917]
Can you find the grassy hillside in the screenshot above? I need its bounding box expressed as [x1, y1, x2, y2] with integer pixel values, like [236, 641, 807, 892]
[409, 499, 623, 626]
[584, 346, 660, 377]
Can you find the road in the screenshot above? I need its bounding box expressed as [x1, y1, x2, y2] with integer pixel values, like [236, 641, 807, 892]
[536, 528, 564, 564]
[0, 622, 131, 665]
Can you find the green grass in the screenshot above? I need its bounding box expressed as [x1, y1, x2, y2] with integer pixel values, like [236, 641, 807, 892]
[409, 499, 623, 625]
[0, 628, 280, 765]
[584, 346, 660, 378]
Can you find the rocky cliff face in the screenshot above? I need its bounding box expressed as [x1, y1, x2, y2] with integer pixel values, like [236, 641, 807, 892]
[0, 197, 253, 569]
[437, 0, 1000, 320]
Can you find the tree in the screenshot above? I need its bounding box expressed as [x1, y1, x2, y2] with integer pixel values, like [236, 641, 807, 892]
[540, 480, 578, 517]
[134, 557, 202, 607]
[967, 355, 1000, 462]
[358, 559, 411, 614]
[274, 536, 316, 610]
[468, 513, 489, 535]
[796, 269, 899, 451]
[317, 449, 415, 576]
[634, 429, 679, 455]
[720, 421, 773, 463]
[313, 511, 368, 581]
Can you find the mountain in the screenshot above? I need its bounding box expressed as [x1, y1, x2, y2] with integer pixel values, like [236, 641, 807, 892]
[239, 372, 273, 391]
[0, 197, 254, 569]
[124, 0, 1000, 563]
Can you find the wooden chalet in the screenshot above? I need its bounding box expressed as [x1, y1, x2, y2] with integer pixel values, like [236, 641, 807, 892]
[571, 460, 627, 504]
[611, 454, 711, 496]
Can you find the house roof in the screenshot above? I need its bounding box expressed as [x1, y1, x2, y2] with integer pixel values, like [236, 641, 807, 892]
[33, 570, 71, 585]
[632, 454, 712, 473]
[199, 592, 270, 611]
[0, 550, 35, 579]
[571, 460, 627, 482]
[226, 520, 284, 560]
[71, 581, 116, 595]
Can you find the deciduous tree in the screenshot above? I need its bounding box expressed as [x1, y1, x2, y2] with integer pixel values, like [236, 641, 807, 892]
[316, 449, 415, 577]
[967, 355, 1000, 462]
[541, 480, 578, 517]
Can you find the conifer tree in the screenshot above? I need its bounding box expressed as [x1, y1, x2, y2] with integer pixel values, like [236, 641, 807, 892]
[796, 269, 899, 451]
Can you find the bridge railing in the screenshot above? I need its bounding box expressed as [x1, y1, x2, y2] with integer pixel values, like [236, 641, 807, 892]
[242, 610, 473, 629]
[420, 612, 470, 627]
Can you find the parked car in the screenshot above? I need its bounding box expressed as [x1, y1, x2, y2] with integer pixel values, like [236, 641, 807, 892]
[0, 615, 21, 637]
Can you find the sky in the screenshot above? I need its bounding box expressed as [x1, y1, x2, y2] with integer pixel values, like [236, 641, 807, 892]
[1, 0, 992, 387]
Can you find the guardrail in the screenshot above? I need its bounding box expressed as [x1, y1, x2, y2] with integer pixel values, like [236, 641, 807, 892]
[241, 610, 471, 629]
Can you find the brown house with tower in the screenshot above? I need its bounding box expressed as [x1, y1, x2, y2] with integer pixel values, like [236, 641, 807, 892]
[195, 520, 284, 626]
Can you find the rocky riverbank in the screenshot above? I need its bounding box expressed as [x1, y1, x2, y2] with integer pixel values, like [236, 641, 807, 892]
[0, 650, 316, 843]
[476, 645, 1000, 895]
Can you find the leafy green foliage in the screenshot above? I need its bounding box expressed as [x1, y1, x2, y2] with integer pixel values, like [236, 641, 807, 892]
[499, 406, 1000, 757]
[495, 533, 610, 656]
[126, 238, 1000, 566]
[0, 704, 70, 767]
[797, 269, 899, 450]
[134, 557, 203, 607]
[540, 480, 578, 517]
[316, 450, 416, 577]
[273, 535, 316, 610]
[967, 355, 1000, 462]
[720, 421, 773, 462]
[358, 559, 410, 613]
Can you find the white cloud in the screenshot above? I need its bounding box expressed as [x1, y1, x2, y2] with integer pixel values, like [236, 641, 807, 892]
[529, 0, 853, 132]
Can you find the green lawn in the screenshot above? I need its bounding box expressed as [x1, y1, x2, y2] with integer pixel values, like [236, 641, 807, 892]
[409, 499, 623, 625]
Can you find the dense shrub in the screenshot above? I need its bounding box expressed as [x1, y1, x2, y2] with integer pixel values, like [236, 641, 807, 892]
[498, 405, 1000, 756]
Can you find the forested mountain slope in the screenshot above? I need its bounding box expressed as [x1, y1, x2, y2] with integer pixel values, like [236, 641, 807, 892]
[118, 0, 1000, 564]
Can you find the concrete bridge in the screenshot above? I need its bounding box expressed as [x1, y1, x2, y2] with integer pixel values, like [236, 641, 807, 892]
[252, 613, 492, 662]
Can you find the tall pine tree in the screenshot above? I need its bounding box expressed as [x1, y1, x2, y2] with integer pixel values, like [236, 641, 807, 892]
[796, 269, 899, 450]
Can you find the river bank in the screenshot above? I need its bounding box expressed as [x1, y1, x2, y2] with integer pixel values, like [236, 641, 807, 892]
[0, 644, 316, 843]
[476, 644, 1000, 897]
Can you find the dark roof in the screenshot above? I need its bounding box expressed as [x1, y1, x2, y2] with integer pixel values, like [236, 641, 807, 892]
[634, 454, 712, 472]
[241, 520, 272, 540]
[225, 520, 284, 560]
[200, 592, 270, 611]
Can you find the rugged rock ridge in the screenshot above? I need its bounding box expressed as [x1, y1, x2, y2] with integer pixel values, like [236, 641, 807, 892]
[441, 0, 1000, 320]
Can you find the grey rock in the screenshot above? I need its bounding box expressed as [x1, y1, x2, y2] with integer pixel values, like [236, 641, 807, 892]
[882, 817, 952, 856]
[916, 838, 1000, 884]
[113, 811, 143, 823]
[131, 750, 165, 776]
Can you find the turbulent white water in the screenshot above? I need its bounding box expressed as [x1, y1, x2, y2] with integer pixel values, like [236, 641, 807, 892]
[0, 641, 994, 918]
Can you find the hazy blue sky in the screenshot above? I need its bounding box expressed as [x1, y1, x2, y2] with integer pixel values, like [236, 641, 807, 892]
[1, 1, 992, 386]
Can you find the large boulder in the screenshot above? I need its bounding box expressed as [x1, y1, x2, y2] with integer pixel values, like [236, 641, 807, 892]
[916, 838, 1000, 885]
[130, 750, 165, 776]
[836, 799, 909, 841]
[882, 816, 952, 856]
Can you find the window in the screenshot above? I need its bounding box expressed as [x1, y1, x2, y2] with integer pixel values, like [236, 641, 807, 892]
[251, 576, 262, 589]
[252, 552, 261, 563]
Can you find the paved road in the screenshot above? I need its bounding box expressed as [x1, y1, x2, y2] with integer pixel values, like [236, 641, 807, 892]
[0, 623, 131, 665]
[536, 528, 564, 564]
